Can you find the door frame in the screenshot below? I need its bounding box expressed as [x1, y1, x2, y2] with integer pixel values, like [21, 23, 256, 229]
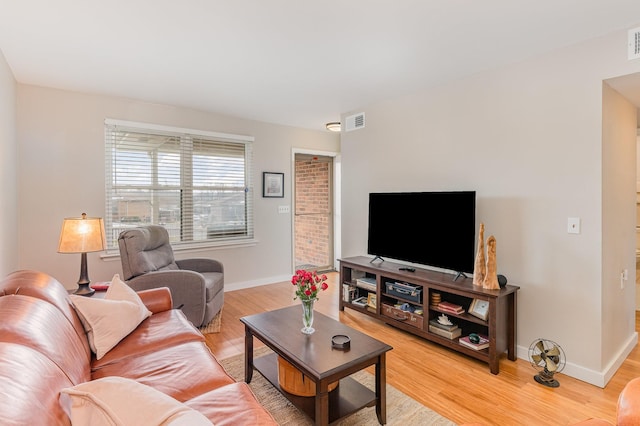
[290, 148, 341, 273]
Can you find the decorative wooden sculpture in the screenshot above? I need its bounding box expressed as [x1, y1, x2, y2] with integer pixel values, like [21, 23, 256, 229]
[482, 235, 499, 290]
[472, 223, 486, 286]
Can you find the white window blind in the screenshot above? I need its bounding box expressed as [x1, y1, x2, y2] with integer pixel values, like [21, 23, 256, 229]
[105, 120, 254, 251]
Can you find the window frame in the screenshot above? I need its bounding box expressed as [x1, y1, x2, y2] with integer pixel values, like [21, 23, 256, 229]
[104, 119, 255, 254]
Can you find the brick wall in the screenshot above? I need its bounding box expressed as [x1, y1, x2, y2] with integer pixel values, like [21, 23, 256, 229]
[295, 159, 331, 269]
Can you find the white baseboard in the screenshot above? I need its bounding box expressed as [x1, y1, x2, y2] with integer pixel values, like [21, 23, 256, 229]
[516, 331, 638, 388]
[224, 274, 292, 292]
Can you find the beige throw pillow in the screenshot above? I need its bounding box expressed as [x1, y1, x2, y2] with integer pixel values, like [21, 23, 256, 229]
[60, 376, 213, 425]
[71, 274, 152, 359]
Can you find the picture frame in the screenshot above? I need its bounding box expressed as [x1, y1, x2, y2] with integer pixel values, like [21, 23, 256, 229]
[367, 293, 377, 309]
[262, 172, 284, 198]
[469, 298, 490, 321]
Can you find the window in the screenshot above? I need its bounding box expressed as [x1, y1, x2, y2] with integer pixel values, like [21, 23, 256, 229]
[105, 120, 254, 252]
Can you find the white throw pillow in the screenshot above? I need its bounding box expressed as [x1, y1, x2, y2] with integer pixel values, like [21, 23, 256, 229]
[71, 274, 152, 359]
[60, 376, 213, 425]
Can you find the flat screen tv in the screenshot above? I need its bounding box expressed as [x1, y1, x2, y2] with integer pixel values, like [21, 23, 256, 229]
[367, 191, 476, 275]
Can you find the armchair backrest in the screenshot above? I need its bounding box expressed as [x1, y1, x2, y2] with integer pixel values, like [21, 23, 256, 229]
[118, 225, 179, 280]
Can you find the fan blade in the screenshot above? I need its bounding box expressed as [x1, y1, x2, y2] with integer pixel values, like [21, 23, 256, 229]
[532, 354, 544, 365]
[535, 340, 545, 353]
[546, 346, 560, 357]
[546, 357, 558, 372]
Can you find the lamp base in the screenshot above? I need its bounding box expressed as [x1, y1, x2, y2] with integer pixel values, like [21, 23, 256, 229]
[74, 283, 95, 297]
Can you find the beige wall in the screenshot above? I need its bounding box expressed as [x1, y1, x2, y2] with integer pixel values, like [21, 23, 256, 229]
[15, 85, 339, 291]
[340, 27, 640, 386]
[0, 50, 17, 277]
[602, 82, 637, 383]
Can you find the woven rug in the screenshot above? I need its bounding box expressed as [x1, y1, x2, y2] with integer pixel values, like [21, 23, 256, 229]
[220, 346, 456, 425]
[199, 308, 222, 334]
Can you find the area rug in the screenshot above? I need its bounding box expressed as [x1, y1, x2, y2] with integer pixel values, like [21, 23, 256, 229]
[220, 347, 456, 425]
[199, 308, 222, 334]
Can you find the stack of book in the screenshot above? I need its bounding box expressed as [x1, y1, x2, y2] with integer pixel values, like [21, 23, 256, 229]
[428, 319, 462, 339]
[437, 301, 465, 315]
[459, 334, 490, 350]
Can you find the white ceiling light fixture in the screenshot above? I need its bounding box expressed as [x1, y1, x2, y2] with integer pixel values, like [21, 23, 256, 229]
[325, 122, 341, 132]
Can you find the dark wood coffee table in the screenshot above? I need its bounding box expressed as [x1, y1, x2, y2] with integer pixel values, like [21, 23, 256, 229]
[241, 306, 393, 425]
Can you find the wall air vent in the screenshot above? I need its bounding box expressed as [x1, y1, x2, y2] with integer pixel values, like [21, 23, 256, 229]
[628, 27, 640, 60]
[345, 112, 365, 132]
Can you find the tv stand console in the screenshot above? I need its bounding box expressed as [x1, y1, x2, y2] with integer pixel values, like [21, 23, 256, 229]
[338, 256, 519, 374]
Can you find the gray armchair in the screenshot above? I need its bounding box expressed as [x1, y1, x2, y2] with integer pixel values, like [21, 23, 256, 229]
[117, 225, 224, 328]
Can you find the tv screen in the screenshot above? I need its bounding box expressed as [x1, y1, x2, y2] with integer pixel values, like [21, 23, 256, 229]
[367, 191, 476, 274]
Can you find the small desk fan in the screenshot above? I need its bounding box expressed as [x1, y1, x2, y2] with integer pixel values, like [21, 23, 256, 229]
[528, 339, 566, 388]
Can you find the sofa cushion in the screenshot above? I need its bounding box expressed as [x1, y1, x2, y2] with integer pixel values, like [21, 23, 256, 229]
[0, 270, 91, 355]
[185, 382, 277, 426]
[71, 275, 152, 360]
[91, 341, 235, 401]
[0, 296, 91, 384]
[60, 376, 212, 425]
[0, 343, 74, 425]
[91, 309, 204, 369]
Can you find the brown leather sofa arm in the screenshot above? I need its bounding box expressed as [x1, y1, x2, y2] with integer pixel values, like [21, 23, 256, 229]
[137, 287, 173, 314]
[618, 377, 640, 425]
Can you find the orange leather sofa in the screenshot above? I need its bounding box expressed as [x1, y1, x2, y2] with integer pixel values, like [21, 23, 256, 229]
[573, 377, 640, 425]
[0, 270, 276, 425]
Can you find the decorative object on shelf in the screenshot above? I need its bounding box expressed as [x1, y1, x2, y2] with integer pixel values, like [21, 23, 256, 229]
[482, 235, 500, 290]
[57, 213, 106, 297]
[437, 314, 453, 326]
[473, 223, 486, 286]
[498, 274, 508, 288]
[291, 269, 329, 334]
[469, 298, 490, 321]
[367, 293, 377, 309]
[351, 296, 368, 307]
[459, 333, 490, 350]
[262, 171, 284, 198]
[430, 292, 441, 306]
[528, 339, 566, 388]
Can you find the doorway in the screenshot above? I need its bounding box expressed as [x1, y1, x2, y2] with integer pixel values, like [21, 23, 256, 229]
[293, 153, 334, 273]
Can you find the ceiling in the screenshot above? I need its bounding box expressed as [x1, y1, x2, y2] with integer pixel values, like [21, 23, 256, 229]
[1, 1, 640, 131]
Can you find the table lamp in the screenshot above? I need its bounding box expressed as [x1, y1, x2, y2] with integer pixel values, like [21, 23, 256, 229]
[57, 213, 106, 297]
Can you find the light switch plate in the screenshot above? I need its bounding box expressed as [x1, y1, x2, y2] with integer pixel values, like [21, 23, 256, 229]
[567, 217, 581, 234]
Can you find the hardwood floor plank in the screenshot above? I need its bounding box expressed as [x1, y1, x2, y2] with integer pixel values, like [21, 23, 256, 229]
[203, 272, 636, 425]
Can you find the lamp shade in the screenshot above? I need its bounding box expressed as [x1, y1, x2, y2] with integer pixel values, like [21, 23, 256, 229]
[58, 213, 106, 254]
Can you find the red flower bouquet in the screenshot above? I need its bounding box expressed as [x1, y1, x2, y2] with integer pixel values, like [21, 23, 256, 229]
[291, 269, 329, 301]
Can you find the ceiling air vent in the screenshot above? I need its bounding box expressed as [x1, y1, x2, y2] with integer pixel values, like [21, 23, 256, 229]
[345, 112, 365, 132]
[628, 27, 640, 60]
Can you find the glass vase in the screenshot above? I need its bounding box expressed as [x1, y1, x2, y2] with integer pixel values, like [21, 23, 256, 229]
[301, 299, 316, 334]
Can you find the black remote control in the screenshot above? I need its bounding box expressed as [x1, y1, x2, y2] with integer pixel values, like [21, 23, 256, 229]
[399, 267, 416, 272]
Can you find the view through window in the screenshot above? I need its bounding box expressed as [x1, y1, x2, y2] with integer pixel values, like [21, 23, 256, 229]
[104, 120, 254, 251]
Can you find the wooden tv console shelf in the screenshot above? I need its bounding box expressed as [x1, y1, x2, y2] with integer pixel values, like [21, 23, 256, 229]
[338, 256, 519, 374]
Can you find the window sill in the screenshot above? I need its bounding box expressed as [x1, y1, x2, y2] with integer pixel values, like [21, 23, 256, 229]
[100, 238, 258, 260]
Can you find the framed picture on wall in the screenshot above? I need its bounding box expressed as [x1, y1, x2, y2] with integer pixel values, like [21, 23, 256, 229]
[262, 172, 284, 198]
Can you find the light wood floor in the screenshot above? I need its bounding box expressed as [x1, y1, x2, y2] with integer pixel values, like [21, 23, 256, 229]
[204, 272, 640, 425]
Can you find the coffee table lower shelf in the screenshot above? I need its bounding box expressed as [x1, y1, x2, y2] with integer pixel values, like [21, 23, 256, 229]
[253, 352, 377, 423]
